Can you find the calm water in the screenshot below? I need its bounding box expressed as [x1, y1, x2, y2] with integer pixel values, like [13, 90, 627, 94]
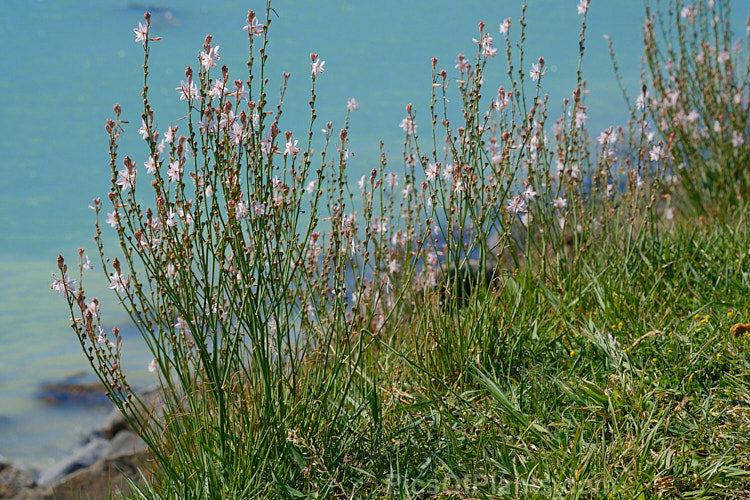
[0, 0, 744, 475]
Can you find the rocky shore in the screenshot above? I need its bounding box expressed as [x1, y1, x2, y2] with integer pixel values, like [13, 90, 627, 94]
[0, 386, 159, 500]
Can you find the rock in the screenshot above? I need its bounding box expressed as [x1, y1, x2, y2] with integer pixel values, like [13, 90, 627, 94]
[438, 258, 499, 307]
[36, 438, 109, 487]
[3, 384, 162, 499]
[35, 372, 108, 406]
[102, 431, 147, 461]
[0, 458, 37, 499]
[20, 433, 151, 500]
[46, 448, 151, 500]
[99, 384, 162, 439]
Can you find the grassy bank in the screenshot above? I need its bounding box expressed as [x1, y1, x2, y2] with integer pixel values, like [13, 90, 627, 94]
[51, 0, 750, 498]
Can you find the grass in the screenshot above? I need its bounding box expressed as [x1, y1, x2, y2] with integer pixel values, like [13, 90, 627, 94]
[51, 0, 750, 498]
[299, 210, 750, 498]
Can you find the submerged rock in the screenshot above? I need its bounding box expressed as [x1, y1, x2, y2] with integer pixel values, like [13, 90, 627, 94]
[35, 373, 108, 405]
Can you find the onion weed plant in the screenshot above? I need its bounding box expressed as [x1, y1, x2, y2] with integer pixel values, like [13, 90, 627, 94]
[51, 1, 750, 498]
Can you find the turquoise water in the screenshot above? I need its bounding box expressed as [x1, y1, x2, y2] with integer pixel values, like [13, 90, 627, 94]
[0, 0, 744, 475]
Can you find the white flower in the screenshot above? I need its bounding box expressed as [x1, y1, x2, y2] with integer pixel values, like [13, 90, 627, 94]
[373, 217, 388, 234]
[597, 127, 618, 146]
[174, 316, 189, 332]
[176, 79, 200, 101]
[311, 58, 325, 76]
[649, 143, 665, 161]
[499, 17, 511, 35]
[284, 139, 300, 156]
[144, 156, 157, 174]
[635, 89, 649, 110]
[399, 116, 417, 135]
[731, 130, 745, 148]
[260, 131, 273, 157]
[116, 167, 136, 191]
[574, 109, 588, 128]
[148, 358, 158, 373]
[347, 98, 358, 111]
[506, 195, 526, 215]
[138, 120, 149, 139]
[235, 201, 249, 220]
[552, 197, 567, 211]
[167, 161, 181, 183]
[529, 63, 541, 82]
[385, 172, 399, 189]
[481, 34, 497, 58]
[133, 22, 148, 44]
[50, 274, 76, 294]
[425, 163, 439, 181]
[109, 271, 128, 293]
[106, 211, 118, 228]
[200, 46, 220, 70]
[243, 17, 264, 36]
[208, 78, 228, 99]
[387, 259, 400, 274]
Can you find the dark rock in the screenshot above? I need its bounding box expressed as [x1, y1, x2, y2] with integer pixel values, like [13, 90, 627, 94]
[438, 258, 499, 307]
[37, 438, 109, 487]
